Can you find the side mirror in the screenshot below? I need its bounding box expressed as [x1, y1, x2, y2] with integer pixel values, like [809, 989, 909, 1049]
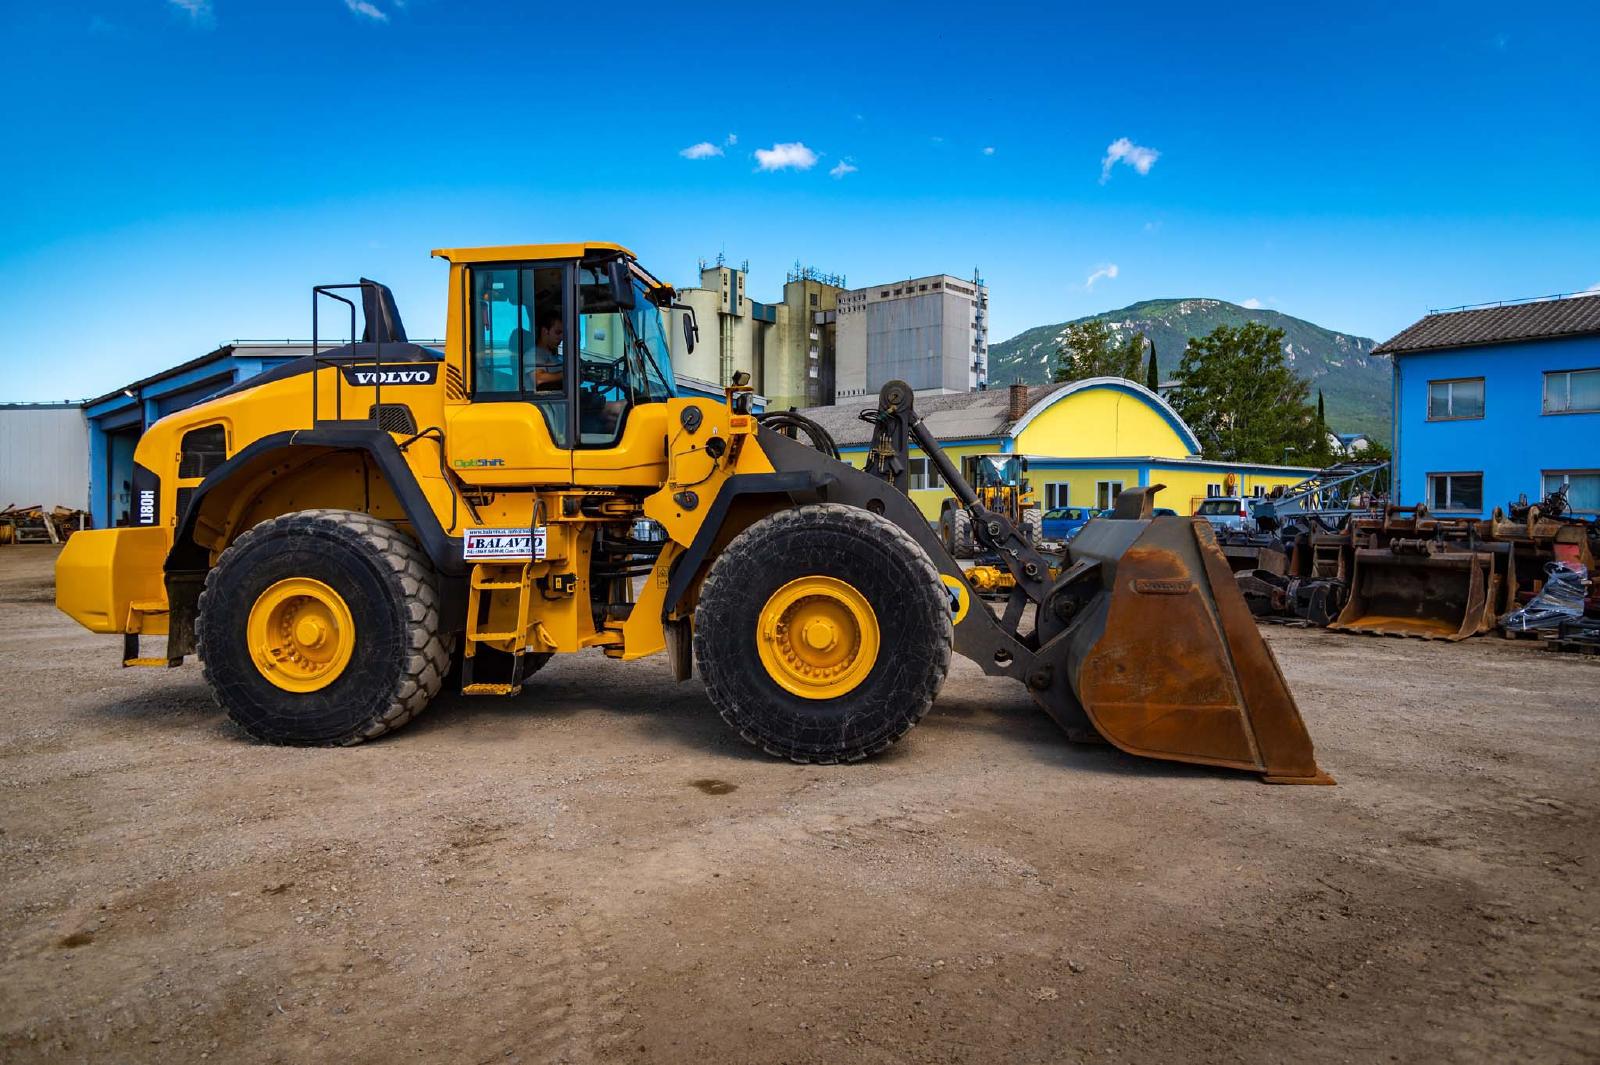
[608, 259, 636, 310]
[681, 308, 699, 354]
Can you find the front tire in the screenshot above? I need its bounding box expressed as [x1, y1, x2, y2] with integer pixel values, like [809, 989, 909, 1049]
[197, 509, 450, 745]
[693, 504, 953, 763]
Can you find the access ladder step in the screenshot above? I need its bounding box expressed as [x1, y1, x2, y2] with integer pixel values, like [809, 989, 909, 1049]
[461, 682, 522, 696]
[121, 634, 182, 668]
[466, 631, 522, 643]
[472, 580, 524, 590]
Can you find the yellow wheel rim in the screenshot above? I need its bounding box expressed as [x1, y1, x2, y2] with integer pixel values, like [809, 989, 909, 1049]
[246, 577, 356, 693]
[756, 576, 880, 700]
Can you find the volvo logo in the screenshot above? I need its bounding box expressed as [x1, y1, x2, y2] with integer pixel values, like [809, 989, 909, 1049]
[339, 365, 440, 387]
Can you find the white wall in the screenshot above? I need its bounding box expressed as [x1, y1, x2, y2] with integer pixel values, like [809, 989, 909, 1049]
[0, 405, 89, 511]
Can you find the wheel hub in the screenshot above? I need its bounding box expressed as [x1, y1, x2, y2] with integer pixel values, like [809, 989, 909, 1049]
[246, 577, 356, 693]
[756, 576, 880, 700]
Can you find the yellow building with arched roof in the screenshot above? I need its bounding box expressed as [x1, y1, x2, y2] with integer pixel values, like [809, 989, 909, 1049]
[799, 377, 1317, 520]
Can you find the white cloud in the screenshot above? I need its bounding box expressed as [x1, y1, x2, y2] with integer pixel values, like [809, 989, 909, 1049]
[829, 159, 857, 179]
[754, 142, 818, 172]
[679, 141, 723, 160]
[725, 133, 738, 146]
[1240, 297, 1263, 309]
[168, 0, 212, 24]
[1100, 137, 1160, 183]
[1085, 264, 1120, 289]
[982, 146, 996, 156]
[344, 0, 388, 20]
[1582, 281, 1600, 295]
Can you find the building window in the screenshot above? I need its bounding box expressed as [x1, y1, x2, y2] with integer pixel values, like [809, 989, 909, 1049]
[1543, 369, 1600, 414]
[1428, 472, 1483, 512]
[1543, 470, 1600, 514]
[908, 457, 943, 491]
[808, 293, 819, 307]
[1205, 482, 1224, 497]
[879, 290, 889, 298]
[1427, 377, 1485, 420]
[1252, 485, 1266, 498]
[1045, 483, 1069, 509]
[1096, 480, 1125, 509]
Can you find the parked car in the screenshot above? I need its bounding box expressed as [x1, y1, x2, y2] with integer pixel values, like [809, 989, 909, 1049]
[1152, 507, 1178, 517]
[1195, 496, 1253, 531]
[1041, 506, 1101, 540]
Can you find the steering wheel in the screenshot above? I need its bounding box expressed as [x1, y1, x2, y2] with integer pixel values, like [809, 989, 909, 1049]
[580, 357, 624, 388]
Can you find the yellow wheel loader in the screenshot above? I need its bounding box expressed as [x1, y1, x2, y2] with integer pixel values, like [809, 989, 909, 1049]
[55, 242, 1331, 782]
[937, 453, 1042, 559]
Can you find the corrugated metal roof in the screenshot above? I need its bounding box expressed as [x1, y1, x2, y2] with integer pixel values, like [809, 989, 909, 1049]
[800, 385, 1059, 447]
[1374, 295, 1600, 355]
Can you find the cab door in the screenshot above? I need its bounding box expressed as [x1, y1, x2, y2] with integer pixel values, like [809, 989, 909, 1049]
[445, 262, 574, 486]
[570, 264, 674, 489]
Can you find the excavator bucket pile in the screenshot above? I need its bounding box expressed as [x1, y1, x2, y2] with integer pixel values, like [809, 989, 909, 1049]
[1041, 508, 1333, 783]
[1326, 506, 1512, 640]
[1330, 540, 1504, 640]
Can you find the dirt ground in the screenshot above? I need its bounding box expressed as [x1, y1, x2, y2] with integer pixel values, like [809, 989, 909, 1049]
[1, 542, 1597, 1064]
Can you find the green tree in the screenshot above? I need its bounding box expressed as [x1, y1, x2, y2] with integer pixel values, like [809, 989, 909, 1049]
[1315, 389, 1331, 465]
[1052, 319, 1144, 383]
[1145, 341, 1160, 392]
[1168, 322, 1321, 464]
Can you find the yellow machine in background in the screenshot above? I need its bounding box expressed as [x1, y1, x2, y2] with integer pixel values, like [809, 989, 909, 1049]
[938, 453, 1042, 558]
[56, 241, 1331, 782]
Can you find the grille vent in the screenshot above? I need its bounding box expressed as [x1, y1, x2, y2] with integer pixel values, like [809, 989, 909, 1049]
[444, 364, 467, 400]
[368, 403, 418, 436]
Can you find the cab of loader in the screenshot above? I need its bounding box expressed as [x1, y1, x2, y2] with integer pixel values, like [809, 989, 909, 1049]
[436, 245, 691, 487]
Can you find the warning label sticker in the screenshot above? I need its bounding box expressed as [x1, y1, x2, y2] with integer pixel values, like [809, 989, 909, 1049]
[463, 527, 547, 561]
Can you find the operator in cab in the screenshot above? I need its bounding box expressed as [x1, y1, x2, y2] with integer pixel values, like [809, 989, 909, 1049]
[514, 309, 565, 392]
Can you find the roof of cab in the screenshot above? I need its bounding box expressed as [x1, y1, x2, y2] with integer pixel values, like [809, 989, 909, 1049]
[430, 242, 637, 264]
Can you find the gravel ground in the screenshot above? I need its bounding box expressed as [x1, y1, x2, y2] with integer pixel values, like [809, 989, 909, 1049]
[1, 543, 1596, 1064]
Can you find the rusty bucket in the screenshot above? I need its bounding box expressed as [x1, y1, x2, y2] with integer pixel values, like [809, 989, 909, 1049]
[1040, 516, 1334, 784]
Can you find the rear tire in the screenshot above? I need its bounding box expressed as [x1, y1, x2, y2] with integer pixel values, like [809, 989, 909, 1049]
[694, 504, 953, 763]
[197, 509, 450, 745]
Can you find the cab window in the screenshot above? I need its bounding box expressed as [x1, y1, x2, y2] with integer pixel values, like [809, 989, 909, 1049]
[470, 264, 569, 446]
[575, 264, 675, 448]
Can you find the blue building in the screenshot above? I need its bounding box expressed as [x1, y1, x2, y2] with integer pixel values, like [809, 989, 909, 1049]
[1377, 296, 1600, 518]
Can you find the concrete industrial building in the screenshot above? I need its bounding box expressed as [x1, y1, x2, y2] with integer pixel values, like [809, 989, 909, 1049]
[834, 271, 989, 400]
[667, 259, 845, 411]
[667, 260, 989, 410]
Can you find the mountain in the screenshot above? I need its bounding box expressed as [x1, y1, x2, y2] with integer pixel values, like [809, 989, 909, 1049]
[987, 298, 1391, 439]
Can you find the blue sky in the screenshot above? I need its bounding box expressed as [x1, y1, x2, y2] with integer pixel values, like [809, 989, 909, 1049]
[2, 0, 1597, 401]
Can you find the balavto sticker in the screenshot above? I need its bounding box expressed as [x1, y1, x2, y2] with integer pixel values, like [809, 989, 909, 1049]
[463, 527, 547, 561]
[339, 364, 441, 387]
